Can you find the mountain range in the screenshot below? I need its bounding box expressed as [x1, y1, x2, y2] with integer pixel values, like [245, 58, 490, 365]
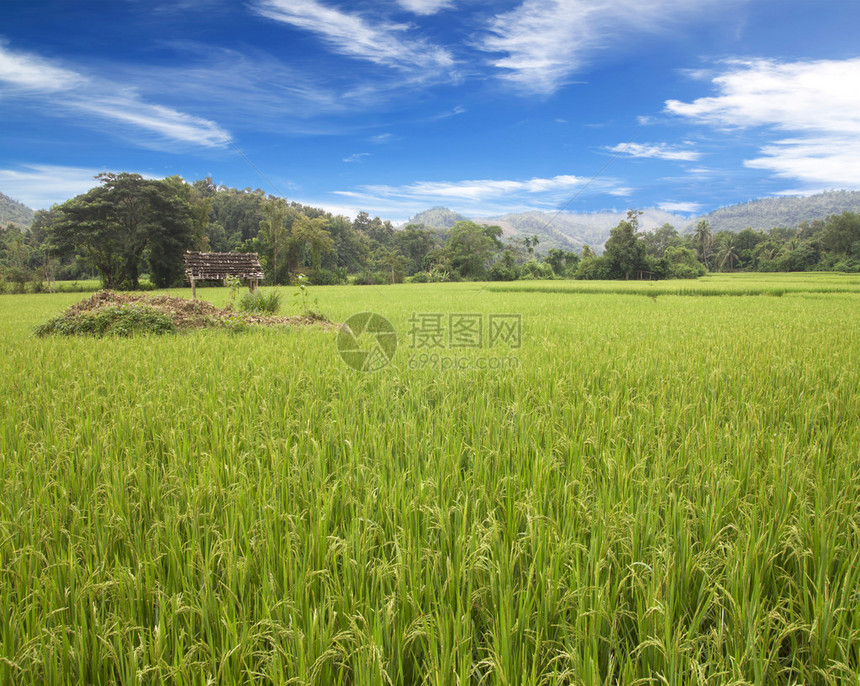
[407, 191, 860, 250]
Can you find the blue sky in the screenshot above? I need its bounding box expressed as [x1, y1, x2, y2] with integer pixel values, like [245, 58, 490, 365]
[1, 0, 859, 222]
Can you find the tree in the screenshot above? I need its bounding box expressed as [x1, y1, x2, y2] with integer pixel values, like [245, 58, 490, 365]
[694, 219, 714, 270]
[258, 196, 294, 283]
[373, 246, 408, 284]
[642, 223, 678, 258]
[394, 225, 438, 275]
[489, 249, 519, 281]
[55, 173, 195, 289]
[603, 210, 647, 279]
[544, 248, 579, 277]
[292, 215, 334, 273]
[445, 221, 502, 279]
[660, 246, 705, 279]
[716, 234, 740, 272]
[822, 212, 860, 257]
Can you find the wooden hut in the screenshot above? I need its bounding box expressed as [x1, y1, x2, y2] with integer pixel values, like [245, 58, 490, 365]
[183, 251, 265, 299]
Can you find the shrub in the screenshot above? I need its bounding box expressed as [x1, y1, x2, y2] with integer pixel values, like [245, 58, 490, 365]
[519, 259, 554, 280]
[574, 256, 611, 280]
[352, 271, 389, 286]
[311, 268, 347, 285]
[238, 289, 281, 314]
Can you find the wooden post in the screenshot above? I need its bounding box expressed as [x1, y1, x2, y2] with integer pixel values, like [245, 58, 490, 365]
[191, 277, 197, 300]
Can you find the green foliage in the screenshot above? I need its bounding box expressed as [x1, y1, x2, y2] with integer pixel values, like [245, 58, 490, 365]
[34, 302, 176, 337]
[238, 289, 281, 315]
[574, 255, 611, 279]
[310, 267, 347, 285]
[488, 249, 519, 281]
[15, 175, 860, 295]
[660, 245, 706, 279]
[224, 275, 243, 307]
[518, 258, 554, 279]
[53, 173, 196, 289]
[445, 220, 503, 279]
[603, 210, 648, 279]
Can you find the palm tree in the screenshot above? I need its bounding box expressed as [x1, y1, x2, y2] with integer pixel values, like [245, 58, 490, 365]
[694, 220, 713, 270]
[717, 235, 740, 272]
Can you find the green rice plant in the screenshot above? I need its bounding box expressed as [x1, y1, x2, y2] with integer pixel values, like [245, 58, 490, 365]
[1, 274, 858, 684]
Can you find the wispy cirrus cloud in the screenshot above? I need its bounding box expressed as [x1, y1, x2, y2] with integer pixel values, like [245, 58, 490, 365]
[477, 0, 742, 95]
[0, 164, 145, 209]
[396, 0, 454, 15]
[332, 173, 628, 219]
[607, 142, 702, 161]
[343, 152, 370, 163]
[666, 57, 860, 189]
[252, 0, 453, 72]
[0, 44, 84, 91]
[0, 41, 229, 147]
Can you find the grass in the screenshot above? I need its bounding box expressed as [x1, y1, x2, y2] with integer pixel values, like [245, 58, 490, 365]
[238, 288, 282, 315]
[0, 274, 858, 684]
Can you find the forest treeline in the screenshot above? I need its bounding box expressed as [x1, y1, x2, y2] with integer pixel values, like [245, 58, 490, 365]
[1, 173, 859, 292]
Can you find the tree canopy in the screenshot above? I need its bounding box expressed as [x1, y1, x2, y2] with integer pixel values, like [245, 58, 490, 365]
[54, 173, 197, 289]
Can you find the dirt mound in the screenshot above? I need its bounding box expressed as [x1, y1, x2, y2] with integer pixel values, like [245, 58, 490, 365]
[37, 290, 332, 336]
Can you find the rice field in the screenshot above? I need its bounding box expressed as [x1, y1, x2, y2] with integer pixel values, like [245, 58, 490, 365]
[1, 274, 859, 685]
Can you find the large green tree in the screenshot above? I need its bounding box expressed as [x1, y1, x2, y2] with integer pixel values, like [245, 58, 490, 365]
[445, 221, 502, 279]
[603, 210, 647, 279]
[55, 173, 195, 289]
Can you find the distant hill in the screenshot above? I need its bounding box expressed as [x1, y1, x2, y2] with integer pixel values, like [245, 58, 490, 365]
[686, 190, 860, 233]
[405, 205, 686, 252]
[0, 192, 35, 229]
[406, 206, 468, 229]
[483, 208, 684, 251]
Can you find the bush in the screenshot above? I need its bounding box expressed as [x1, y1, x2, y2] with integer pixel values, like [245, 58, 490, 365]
[35, 303, 176, 337]
[832, 258, 860, 273]
[489, 262, 519, 281]
[238, 289, 281, 314]
[352, 271, 389, 286]
[574, 256, 611, 280]
[311, 268, 347, 285]
[519, 259, 554, 280]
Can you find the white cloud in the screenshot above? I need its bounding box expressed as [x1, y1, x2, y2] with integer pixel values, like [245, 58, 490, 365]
[396, 0, 453, 15]
[477, 0, 737, 95]
[0, 164, 142, 209]
[351, 175, 586, 202]
[0, 43, 229, 147]
[343, 152, 370, 163]
[665, 58, 860, 188]
[658, 201, 702, 213]
[332, 173, 627, 219]
[607, 142, 702, 161]
[0, 41, 83, 91]
[253, 0, 453, 71]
